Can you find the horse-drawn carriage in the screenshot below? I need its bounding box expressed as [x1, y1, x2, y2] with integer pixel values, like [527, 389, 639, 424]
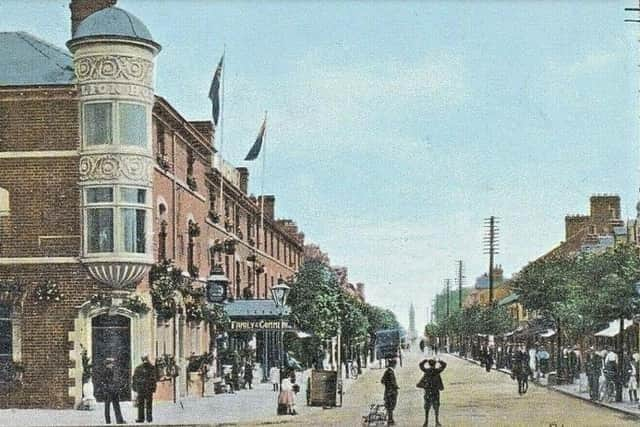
[375, 329, 405, 367]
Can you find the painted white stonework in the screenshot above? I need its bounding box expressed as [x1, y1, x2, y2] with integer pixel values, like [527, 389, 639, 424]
[69, 38, 159, 288]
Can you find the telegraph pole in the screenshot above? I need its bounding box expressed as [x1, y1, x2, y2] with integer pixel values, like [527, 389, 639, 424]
[483, 216, 500, 303]
[456, 260, 465, 308]
[445, 279, 451, 318]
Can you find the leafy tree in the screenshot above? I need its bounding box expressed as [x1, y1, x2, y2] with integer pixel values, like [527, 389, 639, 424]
[576, 244, 640, 401]
[286, 260, 342, 367]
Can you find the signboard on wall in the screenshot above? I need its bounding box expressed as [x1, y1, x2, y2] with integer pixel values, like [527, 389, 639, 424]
[229, 319, 295, 332]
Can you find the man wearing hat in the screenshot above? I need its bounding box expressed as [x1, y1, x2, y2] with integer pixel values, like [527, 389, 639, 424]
[380, 358, 399, 425]
[100, 357, 125, 424]
[417, 357, 447, 427]
[132, 354, 158, 423]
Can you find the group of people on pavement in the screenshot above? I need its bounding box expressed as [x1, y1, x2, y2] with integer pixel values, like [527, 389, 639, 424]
[381, 356, 447, 426]
[99, 354, 158, 425]
[585, 346, 640, 404]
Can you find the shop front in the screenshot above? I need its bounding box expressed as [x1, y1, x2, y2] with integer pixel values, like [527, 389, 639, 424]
[223, 300, 295, 384]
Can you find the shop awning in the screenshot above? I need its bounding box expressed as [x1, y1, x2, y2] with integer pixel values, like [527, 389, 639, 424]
[594, 319, 634, 337]
[224, 299, 290, 318]
[497, 293, 519, 306]
[538, 329, 556, 338]
[296, 331, 313, 338]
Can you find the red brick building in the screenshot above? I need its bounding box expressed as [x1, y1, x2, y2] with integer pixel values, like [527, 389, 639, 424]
[0, 0, 304, 408]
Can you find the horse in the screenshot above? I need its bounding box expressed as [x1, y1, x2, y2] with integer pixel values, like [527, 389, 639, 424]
[512, 358, 530, 395]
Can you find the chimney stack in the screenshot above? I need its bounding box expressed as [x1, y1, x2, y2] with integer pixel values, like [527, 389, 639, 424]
[258, 195, 275, 220]
[70, 0, 117, 36]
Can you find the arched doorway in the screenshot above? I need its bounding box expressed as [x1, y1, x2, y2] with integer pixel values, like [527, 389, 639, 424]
[92, 314, 132, 401]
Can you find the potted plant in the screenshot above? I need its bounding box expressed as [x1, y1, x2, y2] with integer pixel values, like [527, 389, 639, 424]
[186, 175, 198, 191]
[208, 211, 220, 223]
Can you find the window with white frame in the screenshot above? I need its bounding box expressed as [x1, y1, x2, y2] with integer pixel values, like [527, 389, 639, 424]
[83, 102, 147, 147]
[86, 187, 114, 253]
[84, 186, 148, 254]
[119, 103, 147, 146]
[0, 305, 11, 361]
[84, 103, 113, 146]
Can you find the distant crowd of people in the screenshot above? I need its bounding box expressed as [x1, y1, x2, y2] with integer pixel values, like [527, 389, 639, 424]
[459, 340, 640, 405]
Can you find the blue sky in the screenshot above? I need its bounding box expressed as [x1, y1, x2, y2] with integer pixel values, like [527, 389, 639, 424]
[3, 0, 640, 330]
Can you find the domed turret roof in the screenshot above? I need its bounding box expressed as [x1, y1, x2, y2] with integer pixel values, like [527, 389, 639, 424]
[70, 7, 159, 50]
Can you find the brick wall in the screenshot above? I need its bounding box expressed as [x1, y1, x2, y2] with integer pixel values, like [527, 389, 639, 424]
[0, 263, 102, 408]
[0, 93, 79, 152]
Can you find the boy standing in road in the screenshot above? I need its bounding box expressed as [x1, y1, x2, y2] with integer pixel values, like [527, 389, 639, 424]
[417, 358, 447, 427]
[381, 358, 399, 425]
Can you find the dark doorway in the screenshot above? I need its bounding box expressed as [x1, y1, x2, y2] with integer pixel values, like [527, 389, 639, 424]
[92, 314, 131, 401]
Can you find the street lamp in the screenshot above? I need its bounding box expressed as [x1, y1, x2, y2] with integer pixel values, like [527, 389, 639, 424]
[271, 278, 290, 379]
[271, 278, 290, 308]
[205, 264, 229, 383]
[206, 264, 229, 304]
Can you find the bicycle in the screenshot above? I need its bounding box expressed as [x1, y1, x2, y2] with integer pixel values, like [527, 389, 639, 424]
[348, 360, 359, 380]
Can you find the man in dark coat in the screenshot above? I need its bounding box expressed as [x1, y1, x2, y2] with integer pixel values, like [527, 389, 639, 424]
[418, 358, 447, 427]
[132, 354, 158, 423]
[244, 361, 254, 389]
[100, 357, 125, 424]
[586, 348, 602, 401]
[380, 358, 399, 425]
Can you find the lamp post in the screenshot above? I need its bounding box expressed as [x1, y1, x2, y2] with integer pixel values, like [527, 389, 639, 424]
[271, 278, 290, 378]
[206, 264, 229, 380]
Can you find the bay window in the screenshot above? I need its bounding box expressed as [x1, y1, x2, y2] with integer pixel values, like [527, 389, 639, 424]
[119, 103, 147, 146]
[83, 101, 148, 147]
[84, 186, 149, 255]
[84, 102, 113, 146]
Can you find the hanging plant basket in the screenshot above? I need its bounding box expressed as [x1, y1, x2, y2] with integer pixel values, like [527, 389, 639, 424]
[208, 211, 220, 223]
[33, 280, 63, 305]
[186, 175, 198, 191]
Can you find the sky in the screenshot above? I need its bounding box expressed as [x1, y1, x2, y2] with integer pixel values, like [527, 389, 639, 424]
[3, 0, 640, 332]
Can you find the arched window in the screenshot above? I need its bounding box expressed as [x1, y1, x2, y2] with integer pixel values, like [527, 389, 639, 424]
[0, 187, 9, 216]
[158, 220, 168, 261]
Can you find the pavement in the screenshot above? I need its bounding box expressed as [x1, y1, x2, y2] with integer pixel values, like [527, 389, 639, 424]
[456, 352, 640, 419]
[3, 352, 639, 426]
[0, 364, 368, 427]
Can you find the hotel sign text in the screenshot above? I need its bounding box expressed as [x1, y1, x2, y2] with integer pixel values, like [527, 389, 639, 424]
[230, 319, 294, 332]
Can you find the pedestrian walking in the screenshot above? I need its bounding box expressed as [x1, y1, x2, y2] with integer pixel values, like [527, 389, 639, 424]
[270, 366, 280, 392]
[277, 370, 297, 415]
[99, 357, 125, 425]
[417, 358, 446, 427]
[132, 354, 158, 423]
[381, 358, 399, 425]
[536, 346, 550, 378]
[631, 353, 640, 404]
[484, 347, 493, 373]
[586, 347, 602, 401]
[244, 361, 254, 389]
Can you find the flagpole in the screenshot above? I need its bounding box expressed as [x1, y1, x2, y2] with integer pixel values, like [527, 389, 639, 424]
[260, 111, 267, 252]
[218, 46, 226, 217]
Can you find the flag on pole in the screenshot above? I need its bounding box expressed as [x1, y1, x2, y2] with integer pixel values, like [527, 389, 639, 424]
[244, 118, 266, 161]
[208, 54, 224, 125]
